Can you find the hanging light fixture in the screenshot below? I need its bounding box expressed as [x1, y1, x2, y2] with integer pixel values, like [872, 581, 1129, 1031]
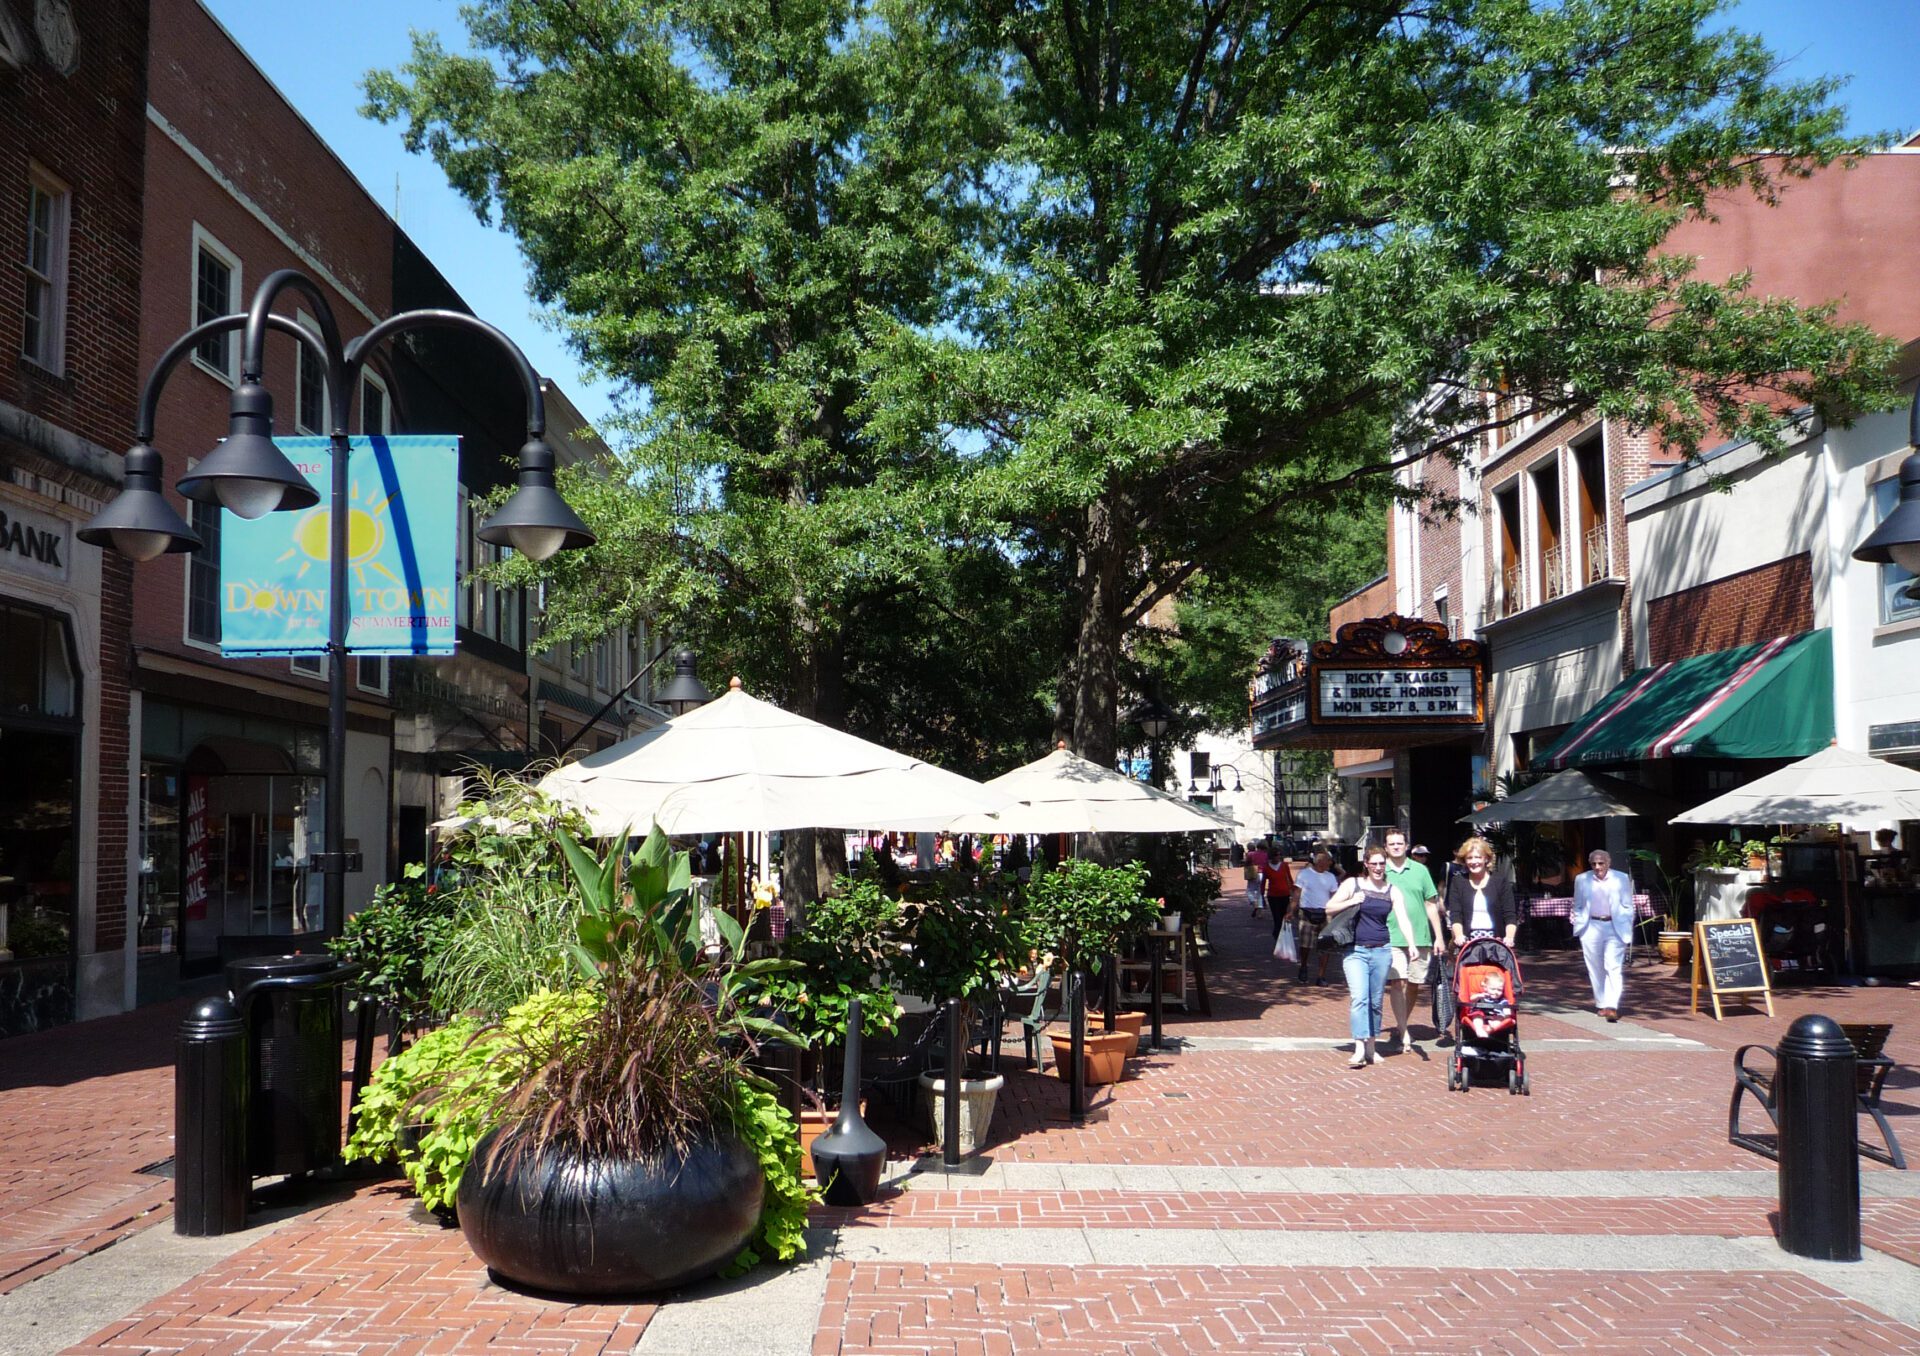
[476, 438, 597, 561]
[655, 649, 714, 716]
[1853, 392, 1920, 577]
[174, 379, 318, 519]
[78, 443, 202, 560]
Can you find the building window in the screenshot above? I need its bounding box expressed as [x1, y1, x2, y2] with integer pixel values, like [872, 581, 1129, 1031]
[1494, 483, 1523, 617]
[1533, 458, 1564, 603]
[360, 372, 389, 434]
[291, 654, 326, 679]
[1573, 434, 1607, 586]
[595, 635, 611, 691]
[357, 655, 388, 694]
[295, 313, 326, 434]
[1874, 476, 1920, 625]
[1434, 589, 1452, 638]
[22, 167, 69, 373]
[185, 496, 221, 646]
[192, 227, 241, 382]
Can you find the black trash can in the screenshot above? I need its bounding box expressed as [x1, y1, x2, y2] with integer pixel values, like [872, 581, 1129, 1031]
[225, 954, 350, 1178]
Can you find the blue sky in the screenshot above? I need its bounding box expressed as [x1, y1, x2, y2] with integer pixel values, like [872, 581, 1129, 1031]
[199, 0, 1918, 442]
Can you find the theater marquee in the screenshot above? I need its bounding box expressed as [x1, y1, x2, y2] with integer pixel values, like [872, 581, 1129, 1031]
[1252, 614, 1486, 750]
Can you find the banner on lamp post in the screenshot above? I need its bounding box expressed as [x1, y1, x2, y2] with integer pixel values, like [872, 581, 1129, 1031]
[219, 435, 460, 656]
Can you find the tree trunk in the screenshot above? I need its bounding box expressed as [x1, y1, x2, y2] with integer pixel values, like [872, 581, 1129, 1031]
[1070, 492, 1129, 863]
[782, 622, 848, 919]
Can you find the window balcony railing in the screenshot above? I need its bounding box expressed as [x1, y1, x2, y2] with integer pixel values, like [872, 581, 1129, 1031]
[1501, 564, 1524, 617]
[1584, 523, 1609, 584]
[1541, 544, 1566, 602]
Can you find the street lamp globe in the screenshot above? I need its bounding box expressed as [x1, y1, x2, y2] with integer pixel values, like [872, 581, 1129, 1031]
[1127, 696, 1173, 741]
[476, 439, 597, 562]
[174, 380, 319, 520]
[656, 650, 714, 716]
[78, 443, 202, 561]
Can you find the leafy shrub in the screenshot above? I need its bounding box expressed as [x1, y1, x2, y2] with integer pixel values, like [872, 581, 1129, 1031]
[897, 891, 1020, 1006]
[1022, 858, 1156, 972]
[752, 874, 903, 1051]
[327, 863, 458, 1032]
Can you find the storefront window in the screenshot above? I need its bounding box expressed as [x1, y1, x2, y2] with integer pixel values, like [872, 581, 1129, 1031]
[139, 765, 183, 958]
[0, 602, 79, 1037]
[1875, 477, 1920, 625]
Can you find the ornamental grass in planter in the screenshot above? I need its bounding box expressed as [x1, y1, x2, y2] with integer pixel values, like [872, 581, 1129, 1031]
[350, 825, 811, 1297]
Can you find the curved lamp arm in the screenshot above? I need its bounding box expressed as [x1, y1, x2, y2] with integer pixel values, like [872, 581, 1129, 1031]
[345, 309, 547, 438]
[135, 312, 328, 443]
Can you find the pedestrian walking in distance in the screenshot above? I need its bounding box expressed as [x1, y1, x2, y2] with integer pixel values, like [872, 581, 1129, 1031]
[1244, 838, 1270, 915]
[1285, 848, 1340, 984]
[1572, 849, 1634, 1022]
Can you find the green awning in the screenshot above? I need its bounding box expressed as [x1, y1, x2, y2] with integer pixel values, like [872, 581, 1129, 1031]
[1535, 629, 1832, 770]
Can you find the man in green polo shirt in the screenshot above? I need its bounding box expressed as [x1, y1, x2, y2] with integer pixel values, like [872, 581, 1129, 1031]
[1383, 828, 1445, 1053]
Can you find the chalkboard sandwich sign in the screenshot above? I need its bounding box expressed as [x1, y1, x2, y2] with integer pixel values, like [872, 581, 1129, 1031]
[1690, 917, 1775, 1021]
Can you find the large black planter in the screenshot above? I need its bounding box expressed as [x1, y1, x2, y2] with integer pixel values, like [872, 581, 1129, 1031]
[457, 1122, 763, 1296]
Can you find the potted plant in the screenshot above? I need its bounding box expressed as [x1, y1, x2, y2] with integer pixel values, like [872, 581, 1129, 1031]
[1687, 838, 1750, 924]
[1629, 847, 1693, 968]
[899, 891, 1019, 1154]
[749, 874, 903, 1175]
[353, 826, 812, 1296]
[327, 862, 459, 1048]
[1022, 859, 1157, 1083]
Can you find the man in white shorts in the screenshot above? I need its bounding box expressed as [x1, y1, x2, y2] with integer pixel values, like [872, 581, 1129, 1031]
[1383, 829, 1445, 1052]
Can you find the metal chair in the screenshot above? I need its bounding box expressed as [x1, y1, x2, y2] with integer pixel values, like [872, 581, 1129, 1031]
[1728, 1022, 1905, 1170]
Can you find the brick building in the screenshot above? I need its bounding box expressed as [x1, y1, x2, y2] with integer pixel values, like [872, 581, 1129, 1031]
[130, 0, 400, 994]
[0, 0, 148, 1034]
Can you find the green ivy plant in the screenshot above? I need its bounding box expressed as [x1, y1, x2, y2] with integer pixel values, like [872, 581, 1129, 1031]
[720, 1079, 816, 1274]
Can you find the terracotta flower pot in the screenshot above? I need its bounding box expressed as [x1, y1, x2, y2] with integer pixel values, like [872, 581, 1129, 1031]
[1102, 1010, 1146, 1055]
[1048, 1030, 1133, 1085]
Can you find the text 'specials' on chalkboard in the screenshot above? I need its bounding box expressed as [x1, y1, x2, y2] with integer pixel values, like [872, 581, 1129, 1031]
[1691, 917, 1775, 1021]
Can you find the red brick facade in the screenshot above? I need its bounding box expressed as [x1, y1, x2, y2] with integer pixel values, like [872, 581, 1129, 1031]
[1645, 554, 1814, 667]
[2, 2, 149, 980]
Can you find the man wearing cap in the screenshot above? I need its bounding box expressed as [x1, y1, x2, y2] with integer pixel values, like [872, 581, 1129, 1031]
[1383, 828, 1445, 1052]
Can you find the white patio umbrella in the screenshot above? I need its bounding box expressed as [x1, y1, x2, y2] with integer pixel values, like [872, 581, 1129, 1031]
[536, 680, 1014, 835]
[937, 744, 1238, 835]
[1670, 744, 1920, 828]
[1461, 769, 1676, 826]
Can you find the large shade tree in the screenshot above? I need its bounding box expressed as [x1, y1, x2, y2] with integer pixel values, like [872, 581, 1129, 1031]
[882, 0, 1900, 767]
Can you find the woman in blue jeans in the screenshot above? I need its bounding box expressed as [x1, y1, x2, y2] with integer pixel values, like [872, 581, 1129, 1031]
[1326, 847, 1418, 1069]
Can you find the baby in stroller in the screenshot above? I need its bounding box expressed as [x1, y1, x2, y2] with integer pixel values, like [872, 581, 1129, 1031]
[1447, 936, 1529, 1095]
[1463, 972, 1513, 1041]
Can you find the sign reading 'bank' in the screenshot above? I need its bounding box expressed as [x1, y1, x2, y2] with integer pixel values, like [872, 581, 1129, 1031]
[220, 435, 459, 657]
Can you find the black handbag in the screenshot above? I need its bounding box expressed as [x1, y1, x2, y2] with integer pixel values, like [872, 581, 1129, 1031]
[1317, 905, 1359, 949]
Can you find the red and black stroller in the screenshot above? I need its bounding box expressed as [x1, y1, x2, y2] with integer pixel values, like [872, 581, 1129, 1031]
[1447, 936, 1529, 1095]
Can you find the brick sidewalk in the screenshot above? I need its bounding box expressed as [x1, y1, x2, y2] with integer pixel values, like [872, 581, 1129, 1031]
[7, 897, 1917, 1354]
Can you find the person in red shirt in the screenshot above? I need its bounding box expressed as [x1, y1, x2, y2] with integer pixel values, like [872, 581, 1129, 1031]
[1263, 852, 1295, 941]
[1244, 839, 1270, 914]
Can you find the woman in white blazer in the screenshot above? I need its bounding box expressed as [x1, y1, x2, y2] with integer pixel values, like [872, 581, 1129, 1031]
[1571, 850, 1635, 1021]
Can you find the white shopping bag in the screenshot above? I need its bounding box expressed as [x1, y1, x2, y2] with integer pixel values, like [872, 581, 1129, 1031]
[1273, 926, 1299, 964]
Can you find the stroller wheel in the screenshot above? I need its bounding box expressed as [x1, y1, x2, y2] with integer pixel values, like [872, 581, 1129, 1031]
[1445, 1065, 1459, 1091]
[1507, 1069, 1520, 1095]
[1520, 1072, 1531, 1097]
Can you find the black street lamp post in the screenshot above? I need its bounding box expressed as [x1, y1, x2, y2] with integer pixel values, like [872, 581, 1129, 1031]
[83, 268, 594, 942]
[1126, 695, 1174, 789]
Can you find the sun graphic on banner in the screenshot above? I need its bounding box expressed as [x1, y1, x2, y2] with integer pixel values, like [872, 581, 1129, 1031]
[278, 481, 400, 587]
[232, 580, 286, 615]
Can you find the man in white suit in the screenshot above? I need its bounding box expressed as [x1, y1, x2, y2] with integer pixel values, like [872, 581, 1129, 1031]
[1572, 850, 1635, 1021]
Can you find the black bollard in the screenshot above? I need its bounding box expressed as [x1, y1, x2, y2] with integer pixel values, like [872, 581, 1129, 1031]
[811, 998, 887, 1203]
[174, 996, 249, 1236]
[1775, 1013, 1861, 1262]
[1068, 972, 1086, 1122]
[1150, 931, 1167, 1051]
[943, 999, 964, 1167]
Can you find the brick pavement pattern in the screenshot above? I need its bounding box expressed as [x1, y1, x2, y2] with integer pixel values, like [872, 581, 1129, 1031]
[73, 1182, 656, 1356]
[0, 1000, 183, 1295]
[814, 1262, 1920, 1355]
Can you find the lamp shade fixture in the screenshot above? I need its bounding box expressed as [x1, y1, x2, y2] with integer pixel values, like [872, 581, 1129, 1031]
[78, 443, 203, 560]
[476, 439, 596, 561]
[1853, 395, 1920, 575]
[656, 649, 714, 715]
[174, 380, 319, 519]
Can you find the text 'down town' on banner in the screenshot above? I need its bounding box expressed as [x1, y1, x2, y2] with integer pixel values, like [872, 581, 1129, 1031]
[219, 435, 460, 656]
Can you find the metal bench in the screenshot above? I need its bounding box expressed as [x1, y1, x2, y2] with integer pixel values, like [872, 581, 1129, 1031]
[1729, 1022, 1905, 1169]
